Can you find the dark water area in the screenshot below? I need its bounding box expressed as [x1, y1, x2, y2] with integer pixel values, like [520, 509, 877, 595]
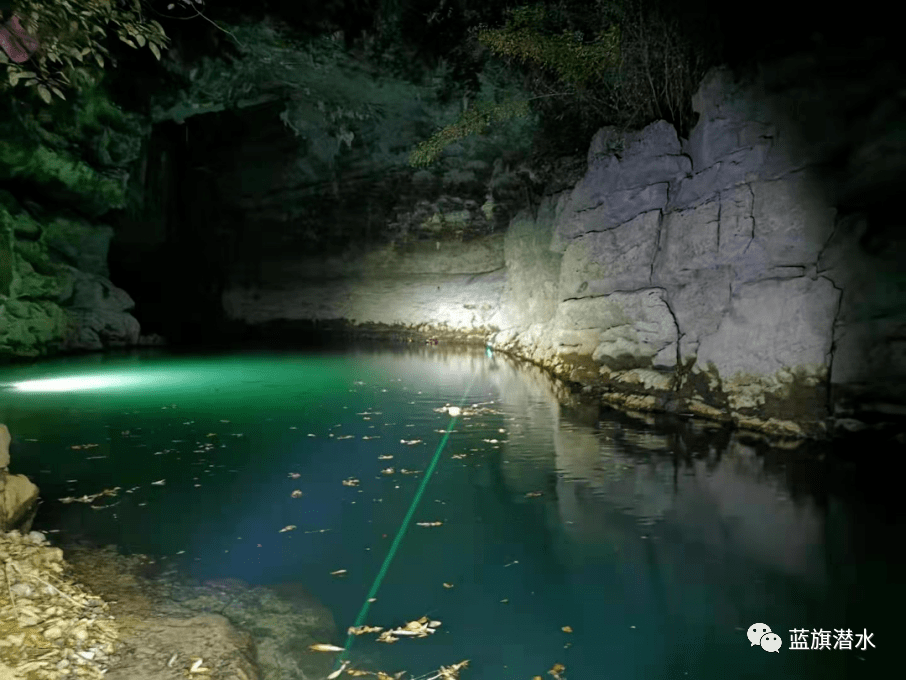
[0, 346, 901, 680]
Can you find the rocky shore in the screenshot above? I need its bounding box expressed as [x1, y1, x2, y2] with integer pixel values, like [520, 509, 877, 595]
[0, 425, 338, 680]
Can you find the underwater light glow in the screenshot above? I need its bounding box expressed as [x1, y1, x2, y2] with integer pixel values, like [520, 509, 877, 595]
[10, 375, 143, 392]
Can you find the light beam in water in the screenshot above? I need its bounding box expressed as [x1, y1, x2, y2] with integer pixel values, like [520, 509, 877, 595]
[9, 374, 144, 393]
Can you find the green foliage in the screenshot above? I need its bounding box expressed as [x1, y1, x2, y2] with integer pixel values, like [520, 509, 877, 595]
[153, 19, 439, 177]
[409, 98, 531, 167]
[409, 0, 725, 166]
[408, 2, 622, 167]
[0, 0, 168, 101]
[477, 5, 620, 88]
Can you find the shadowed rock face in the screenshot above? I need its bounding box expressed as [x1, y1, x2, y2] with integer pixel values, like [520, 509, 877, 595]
[222, 47, 905, 440]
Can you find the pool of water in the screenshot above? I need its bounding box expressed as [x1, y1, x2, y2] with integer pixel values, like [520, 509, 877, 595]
[0, 346, 900, 679]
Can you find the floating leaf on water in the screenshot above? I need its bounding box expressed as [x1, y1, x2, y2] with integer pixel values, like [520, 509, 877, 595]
[443, 583, 454, 588]
[400, 469, 420, 475]
[329, 569, 347, 576]
[500, 599, 509, 603]
[548, 663, 566, 679]
[327, 661, 351, 679]
[343, 478, 360, 486]
[278, 525, 297, 533]
[288, 472, 301, 479]
[337, 435, 355, 440]
[400, 439, 422, 445]
[376, 630, 399, 644]
[525, 491, 543, 498]
[381, 468, 395, 475]
[348, 625, 383, 635]
[416, 522, 443, 527]
[291, 490, 304, 498]
[151, 479, 166, 486]
[378, 455, 393, 460]
[309, 643, 346, 652]
[561, 625, 573, 633]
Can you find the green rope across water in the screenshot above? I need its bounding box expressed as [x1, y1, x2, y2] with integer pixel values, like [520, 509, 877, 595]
[333, 371, 480, 671]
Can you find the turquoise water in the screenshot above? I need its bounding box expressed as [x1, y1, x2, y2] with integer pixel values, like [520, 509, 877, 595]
[0, 347, 899, 680]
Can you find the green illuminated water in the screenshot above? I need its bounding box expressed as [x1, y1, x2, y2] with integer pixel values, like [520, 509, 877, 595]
[0, 347, 899, 679]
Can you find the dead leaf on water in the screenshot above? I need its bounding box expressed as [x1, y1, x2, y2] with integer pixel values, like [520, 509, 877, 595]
[343, 478, 360, 486]
[416, 522, 443, 527]
[58, 486, 121, 504]
[69, 443, 100, 450]
[548, 663, 566, 680]
[291, 490, 304, 498]
[375, 616, 441, 643]
[330, 569, 347, 576]
[400, 439, 422, 445]
[151, 479, 166, 486]
[288, 472, 301, 479]
[278, 525, 297, 533]
[442, 583, 454, 589]
[348, 625, 383, 635]
[525, 491, 543, 498]
[381, 468, 395, 475]
[561, 626, 573, 633]
[309, 643, 345, 652]
[378, 455, 393, 460]
[327, 661, 352, 679]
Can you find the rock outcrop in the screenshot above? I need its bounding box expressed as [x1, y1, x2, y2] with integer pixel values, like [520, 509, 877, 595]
[0, 424, 39, 534]
[0, 194, 140, 357]
[225, 54, 906, 439]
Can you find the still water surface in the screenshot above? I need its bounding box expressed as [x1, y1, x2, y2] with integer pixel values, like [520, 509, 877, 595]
[0, 347, 899, 679]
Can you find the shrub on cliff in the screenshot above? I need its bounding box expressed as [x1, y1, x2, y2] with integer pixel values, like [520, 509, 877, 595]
[409, 0, 725, 167]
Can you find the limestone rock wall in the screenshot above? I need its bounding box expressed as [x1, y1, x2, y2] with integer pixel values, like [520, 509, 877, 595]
[223, 235, 507, 338]
[0, 194, 140, 357]
[224, 57, 905, 439]
[489, 63, 906, 438]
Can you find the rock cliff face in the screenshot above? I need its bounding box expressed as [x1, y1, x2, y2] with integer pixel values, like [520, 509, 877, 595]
[226, 56, 906, 439]
[0, 85, 145, 358]
[0, 195, 140, 356]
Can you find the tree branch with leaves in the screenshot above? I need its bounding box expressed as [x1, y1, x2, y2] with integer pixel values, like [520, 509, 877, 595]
[0, 0, 170, 103]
